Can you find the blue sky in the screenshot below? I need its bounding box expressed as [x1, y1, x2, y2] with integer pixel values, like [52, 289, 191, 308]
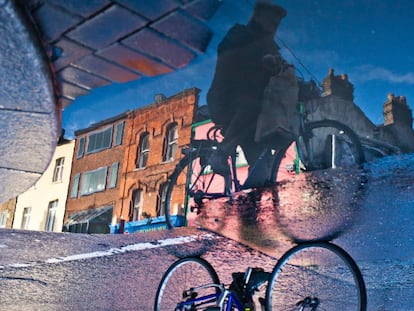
[62, 0, 414, 138]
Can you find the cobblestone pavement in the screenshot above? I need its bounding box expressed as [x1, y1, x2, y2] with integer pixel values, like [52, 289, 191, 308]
[1, 155, 414, 310]
[1, 224, 414, 310]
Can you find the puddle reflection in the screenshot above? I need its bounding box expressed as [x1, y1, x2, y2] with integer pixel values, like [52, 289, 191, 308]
[196, 165, 368, 251]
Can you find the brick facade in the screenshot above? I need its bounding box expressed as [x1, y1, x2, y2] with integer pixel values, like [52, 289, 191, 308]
[380, 93, 414, 153]
[64, 112, 129, 233]
[318, 68, 414, 156]
[115, 88, 199, 225]
[321, 68, 354, 101]
[383, 93, 413, 127]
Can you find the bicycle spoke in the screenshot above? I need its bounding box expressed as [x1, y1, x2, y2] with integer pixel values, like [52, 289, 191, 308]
[266, 242, 366, 311]
[164, 149, 231, 228]
[154, 257, 220, 311]
[298, 120, 364, 172]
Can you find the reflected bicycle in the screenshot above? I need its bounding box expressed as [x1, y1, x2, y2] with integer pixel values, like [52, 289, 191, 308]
[164, 98, 365, 229]
[154, 241, 367, 310]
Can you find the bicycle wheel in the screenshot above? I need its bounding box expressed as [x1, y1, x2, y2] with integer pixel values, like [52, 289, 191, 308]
[165, 147, 231, 229]
[265, 242, 367, 311]
[154, 257, 220, 311]
[270, 142, 295, 183]
[298, 120, 364, 171]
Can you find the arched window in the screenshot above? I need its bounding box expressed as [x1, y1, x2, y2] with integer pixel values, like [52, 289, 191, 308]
[136, 132, 150, 168]
[163, 123, 178, 162]
[130, 189, 143, 221]
[156, 182, 169, 217]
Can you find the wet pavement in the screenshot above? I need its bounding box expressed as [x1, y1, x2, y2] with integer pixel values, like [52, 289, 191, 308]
[1, 154, 414, 310]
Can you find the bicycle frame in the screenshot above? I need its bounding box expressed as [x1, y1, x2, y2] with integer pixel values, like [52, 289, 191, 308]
[175, 283, 245, 311]
[165, 100, 364, 228]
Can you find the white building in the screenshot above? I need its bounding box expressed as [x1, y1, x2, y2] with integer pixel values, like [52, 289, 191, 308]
[13, 139, 75, 232]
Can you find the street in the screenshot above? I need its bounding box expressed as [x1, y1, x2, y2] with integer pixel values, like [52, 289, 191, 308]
[1, 154, 414, 310]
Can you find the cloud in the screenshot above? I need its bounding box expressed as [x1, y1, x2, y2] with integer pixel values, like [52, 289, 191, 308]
[352, 65, 414, 85]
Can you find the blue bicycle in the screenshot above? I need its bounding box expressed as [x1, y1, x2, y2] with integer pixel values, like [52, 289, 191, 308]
[154, 241, 367, 310]
[154, 256, 269, 311]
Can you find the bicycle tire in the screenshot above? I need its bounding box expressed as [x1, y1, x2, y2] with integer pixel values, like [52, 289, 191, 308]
[154, 257, 220, 311]
[270, 142, 294, 183]
[298, 119, 365, 171]
[164, 148, 231, 229]
[265, 241, 367, 311]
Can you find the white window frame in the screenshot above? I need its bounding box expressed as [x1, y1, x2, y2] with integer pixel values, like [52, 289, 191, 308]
[86, 126, 113, 154]
[137, 132, 150, 168]
[157, 182, 169, 217]
[131, 189, 143, 221]
[163, 123, 178, 162]
[71, 173, 80, 198]
[114, 121, 124, 146]
[21, 207, 31, 230]
[77, 136, 85, 158]
[45, 200, 58, 232]
[52, 157, 65, 182]
[108, 162, 119, 189]
[0, 211, 8, 228]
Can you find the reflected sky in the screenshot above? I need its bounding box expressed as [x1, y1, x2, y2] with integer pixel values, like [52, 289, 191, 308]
[62, 0, 414, 138]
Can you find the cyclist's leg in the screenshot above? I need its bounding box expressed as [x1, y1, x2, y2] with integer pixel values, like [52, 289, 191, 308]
[164, 149, 231, 229]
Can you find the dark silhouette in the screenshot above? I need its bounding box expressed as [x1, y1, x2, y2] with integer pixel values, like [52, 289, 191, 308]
[207, 0, 297, 179]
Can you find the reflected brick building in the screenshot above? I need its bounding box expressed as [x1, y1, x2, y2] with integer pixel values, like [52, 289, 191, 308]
[114, 88, 199, 232]
[65, 112, 129, 233]
[65, 88, 199, 233]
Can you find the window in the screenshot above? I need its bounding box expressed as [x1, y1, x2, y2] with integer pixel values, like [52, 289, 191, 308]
[136, 132, 150, 168]
[71, 173, 80, 198]
[86, 126, 113, 154]
[131, 189, 143, 221]
[114, 121, 124, 146]
[45, 200, 58, 232]
[157, 182, 169, 216]
[80, 167, 107, 196]
[52, 157, 65, 182]
[0, 211, 8, 228]
[163, 123, 178, 162]
[21, 207, 31, 230]
[77, 137, 85, 158]
[108, 162, 119, 188]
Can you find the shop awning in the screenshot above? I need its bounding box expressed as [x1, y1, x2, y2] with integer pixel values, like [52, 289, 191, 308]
[65, 205, 113, 227]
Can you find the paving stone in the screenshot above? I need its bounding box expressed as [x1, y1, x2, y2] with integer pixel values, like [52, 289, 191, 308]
[52, 37, 93, 71]
[98, 43, 174, 76]
[115, 0, 180, 20]
[32, 3, 82, 42]
[184, 0, 222, 21]
[49, 0, 111, 18]
[60, 81, 89, 100]
[152, 10, 212, 52]
[122, 28, 196, 68]
[73, 54, 141, 83]
[57, 66, 111, 90]
[59, 97, 72, 109]
[67, 4, 147, 49]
